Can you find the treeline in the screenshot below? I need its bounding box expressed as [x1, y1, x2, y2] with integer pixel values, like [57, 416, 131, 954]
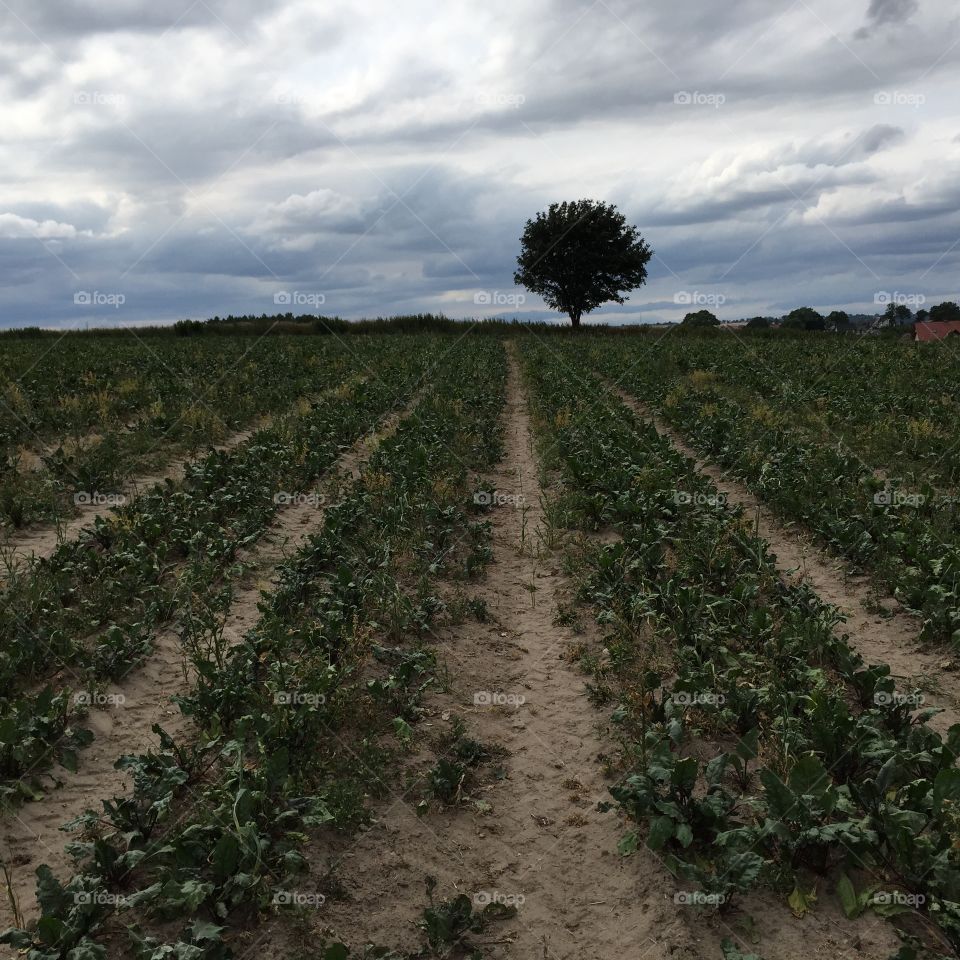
[0, 314, 505, 339]
[682, 300, 960, 332]
[0, 313, 699, 339]
[3, 301, 959, 340]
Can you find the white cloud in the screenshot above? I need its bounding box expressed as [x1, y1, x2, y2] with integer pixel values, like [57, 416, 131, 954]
[0, 213, 85, 239]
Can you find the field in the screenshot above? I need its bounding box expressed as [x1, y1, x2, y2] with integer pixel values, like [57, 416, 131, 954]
[0, 328, 958, 960]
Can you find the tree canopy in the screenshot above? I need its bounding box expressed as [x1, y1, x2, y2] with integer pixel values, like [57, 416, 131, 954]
[929, 301, 960, 323]
[782, 307, 825, 330]
[514, 200, 653, 327]
[682, 310, 720, 327]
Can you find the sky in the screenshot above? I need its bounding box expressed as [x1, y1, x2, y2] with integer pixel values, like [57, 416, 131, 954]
[0, 0, 958, 328]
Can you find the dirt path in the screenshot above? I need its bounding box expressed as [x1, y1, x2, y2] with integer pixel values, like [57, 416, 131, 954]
[608, 385, 960, 734]
[301, 353, 704, 960]
[0, 399, 410, 927]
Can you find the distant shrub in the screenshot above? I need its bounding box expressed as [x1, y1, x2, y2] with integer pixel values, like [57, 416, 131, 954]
[173, 319, 206, 336]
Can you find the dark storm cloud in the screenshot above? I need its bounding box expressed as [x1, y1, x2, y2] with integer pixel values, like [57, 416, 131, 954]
[859, 124, 906, 152]
[856, 0, 921, 38]
[0, 0, 283, 40]
[55, 105, 334, 189]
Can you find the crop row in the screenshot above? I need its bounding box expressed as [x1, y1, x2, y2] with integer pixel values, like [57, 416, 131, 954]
[0, 339, 435, 801]
[0, 337, 506, 959]
[520, 341, 960, 958]
[577, 339, 960, 646]
[595, 333, 960, 486]
[0, 337, 375, 531]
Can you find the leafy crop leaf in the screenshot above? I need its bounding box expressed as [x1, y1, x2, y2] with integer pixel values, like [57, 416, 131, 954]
[36, 865, 71, 917]
[212, 833, 240, 882]
[647, 816, 675, 851]
[788, 755, 829, 798]
[759, 770, 794, 819]
[787, 884, 817, 918]
[66, 942, 108, 960]
[932, 768, 960, 815]
[0, 929, 33, 948]
[618, 831, 639, 856]
[189, 920, 224, 943]
[836, 873, 861, 919]
[720, 938, 765, 960]
[734, 729, 760, 763]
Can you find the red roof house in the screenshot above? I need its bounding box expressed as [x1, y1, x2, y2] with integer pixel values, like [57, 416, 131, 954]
[914, 321, 960, 342]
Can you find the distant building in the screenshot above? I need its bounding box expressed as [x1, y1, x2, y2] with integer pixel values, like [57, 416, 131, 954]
[914, 321, 960, 342]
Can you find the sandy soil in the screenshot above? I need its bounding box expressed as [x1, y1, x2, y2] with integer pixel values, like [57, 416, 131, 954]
[608, 386, 960, 735]
[0, 401, 410, 927]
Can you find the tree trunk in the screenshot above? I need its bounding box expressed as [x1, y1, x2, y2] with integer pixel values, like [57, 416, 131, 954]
[569, 309, 582, 328]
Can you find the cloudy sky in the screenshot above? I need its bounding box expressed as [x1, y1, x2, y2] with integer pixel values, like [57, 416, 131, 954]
[1, 0, 958, 328]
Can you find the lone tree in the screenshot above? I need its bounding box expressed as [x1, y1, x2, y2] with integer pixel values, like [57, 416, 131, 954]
[782, 307, 825, 331]
[514, 199, 653, 328]
[682, 310, 720, 327]
[827, 310, 850, 331]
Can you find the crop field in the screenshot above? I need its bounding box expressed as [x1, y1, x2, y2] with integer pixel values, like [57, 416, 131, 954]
[0, 329, 958, 960]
